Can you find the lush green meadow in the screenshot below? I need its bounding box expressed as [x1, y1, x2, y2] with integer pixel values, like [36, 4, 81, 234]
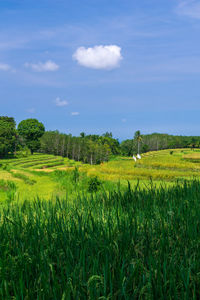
[1, 148, 200, 201]
[0, 149, 200, 299]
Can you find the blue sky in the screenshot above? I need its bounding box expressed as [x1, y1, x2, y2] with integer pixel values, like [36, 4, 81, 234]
[1, 0, 200, 139]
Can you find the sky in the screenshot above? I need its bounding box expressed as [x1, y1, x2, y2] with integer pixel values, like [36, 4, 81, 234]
[1, 0, 200, 140]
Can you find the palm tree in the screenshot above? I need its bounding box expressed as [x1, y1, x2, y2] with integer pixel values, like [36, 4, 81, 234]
[134, 130, 142, 154]
[80, 132, 85, 138]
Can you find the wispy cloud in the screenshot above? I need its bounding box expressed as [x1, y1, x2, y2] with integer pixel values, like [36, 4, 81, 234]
[27, 108, 36, 114]
[73, 45, 122, 70]
[0, 63, 12, 71]
[176, 0, 200, 19]
[71, 112, 80, 116]
[25, 60, 59, 72]
[55, 97, 68, 107]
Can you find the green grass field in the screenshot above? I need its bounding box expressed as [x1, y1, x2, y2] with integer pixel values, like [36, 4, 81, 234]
[1, 148, 200, 201]
[0, 179, 199, 299]
[0, 149, 200, 299]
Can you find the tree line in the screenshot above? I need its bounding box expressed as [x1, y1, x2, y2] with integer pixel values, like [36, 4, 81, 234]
[0, 116, 120, 164]
[40, 131, 120, 164]
[1, 116, 200, 163]
[121, 132, 200, 156]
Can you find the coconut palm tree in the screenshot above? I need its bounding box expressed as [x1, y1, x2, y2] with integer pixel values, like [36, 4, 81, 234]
[134, 130, 142, 155]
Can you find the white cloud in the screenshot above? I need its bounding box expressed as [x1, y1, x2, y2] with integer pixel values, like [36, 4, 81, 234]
[71, 112, 80, 116]
[27, 108, 36, 113]
[0, 63, 12, 71]
[121, 118, 127, 123]
[73, 45, 122, 70]
[25, 60, 59, 72]
[176, 0, 200, 19]
[55, 97, 68, 107]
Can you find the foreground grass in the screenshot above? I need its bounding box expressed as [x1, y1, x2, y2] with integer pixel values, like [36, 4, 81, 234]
[0, 180, 199, 299]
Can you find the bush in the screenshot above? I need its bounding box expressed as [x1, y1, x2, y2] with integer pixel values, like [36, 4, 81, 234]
[16, 146, 31, 158]
[88, 176, 102, 192]
[1, 163, 11, 171]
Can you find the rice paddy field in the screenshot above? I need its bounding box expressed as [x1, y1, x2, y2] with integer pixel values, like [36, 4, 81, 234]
[1, 148, 200, 201]
[0, 149, 200, 299]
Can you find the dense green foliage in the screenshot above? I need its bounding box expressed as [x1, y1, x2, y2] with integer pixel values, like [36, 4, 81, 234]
[121, 133, 200, 156]
[0, 180, 199, 299]
[2, 114, 200, 164]
[18, 118, 45, 154]
[87, 176, 102, 192]
[40, 130, 120, 164]
[0, 117, 16, 158]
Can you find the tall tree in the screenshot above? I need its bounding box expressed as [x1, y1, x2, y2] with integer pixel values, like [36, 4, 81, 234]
[102, 132, 113, 138]
[0, 116, 16, 158]
[18, 119, 45, 154]
[80, 132, 85, 138]
[134, 130, 142, 154]
[40, 131, 117, 164]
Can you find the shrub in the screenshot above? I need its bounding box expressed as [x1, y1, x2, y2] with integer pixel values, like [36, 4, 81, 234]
[16, 146, 31, 158]
[88, 176, 102, 192]
[1, 163, 11, 171]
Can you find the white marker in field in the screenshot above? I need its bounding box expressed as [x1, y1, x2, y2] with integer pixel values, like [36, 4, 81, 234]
[132, 155, 137, 162]
[137, 154, 141, 159]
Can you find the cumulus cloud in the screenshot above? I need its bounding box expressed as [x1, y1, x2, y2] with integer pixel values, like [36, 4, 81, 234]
[73, 45, 122, 70]
[71, 112, 80, 116]
[25, 60, 59, 72]
[176, 0, 200, 19]
[0, 63, 12, 71]
[55, 97, 68, 107]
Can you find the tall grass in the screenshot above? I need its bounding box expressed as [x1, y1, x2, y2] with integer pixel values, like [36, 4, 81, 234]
[0, 179, 17, 202]
[0, 180, 199, 299]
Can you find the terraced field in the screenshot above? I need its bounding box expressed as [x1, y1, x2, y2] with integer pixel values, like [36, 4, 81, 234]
[0, 150, 200, 298]
[84, 149, 200, 183]
[1, 149, 200, 201]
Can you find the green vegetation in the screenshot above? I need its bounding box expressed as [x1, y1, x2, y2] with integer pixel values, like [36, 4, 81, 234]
[121, 132, 200, 156]
[1, 149, 200, 201]
[0, 116, 16, 158]
[0, 180, 199, 299]
[17, 118, 45, 154]
[1, 115, 200, 298]
[0, 150, 200, 298]
[134, 130, 142, 154]
[0, 179, 17, 202]
[40, 130, 119, 164]
[2, 114, 200, 164]
[87, 176, 102, 192]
